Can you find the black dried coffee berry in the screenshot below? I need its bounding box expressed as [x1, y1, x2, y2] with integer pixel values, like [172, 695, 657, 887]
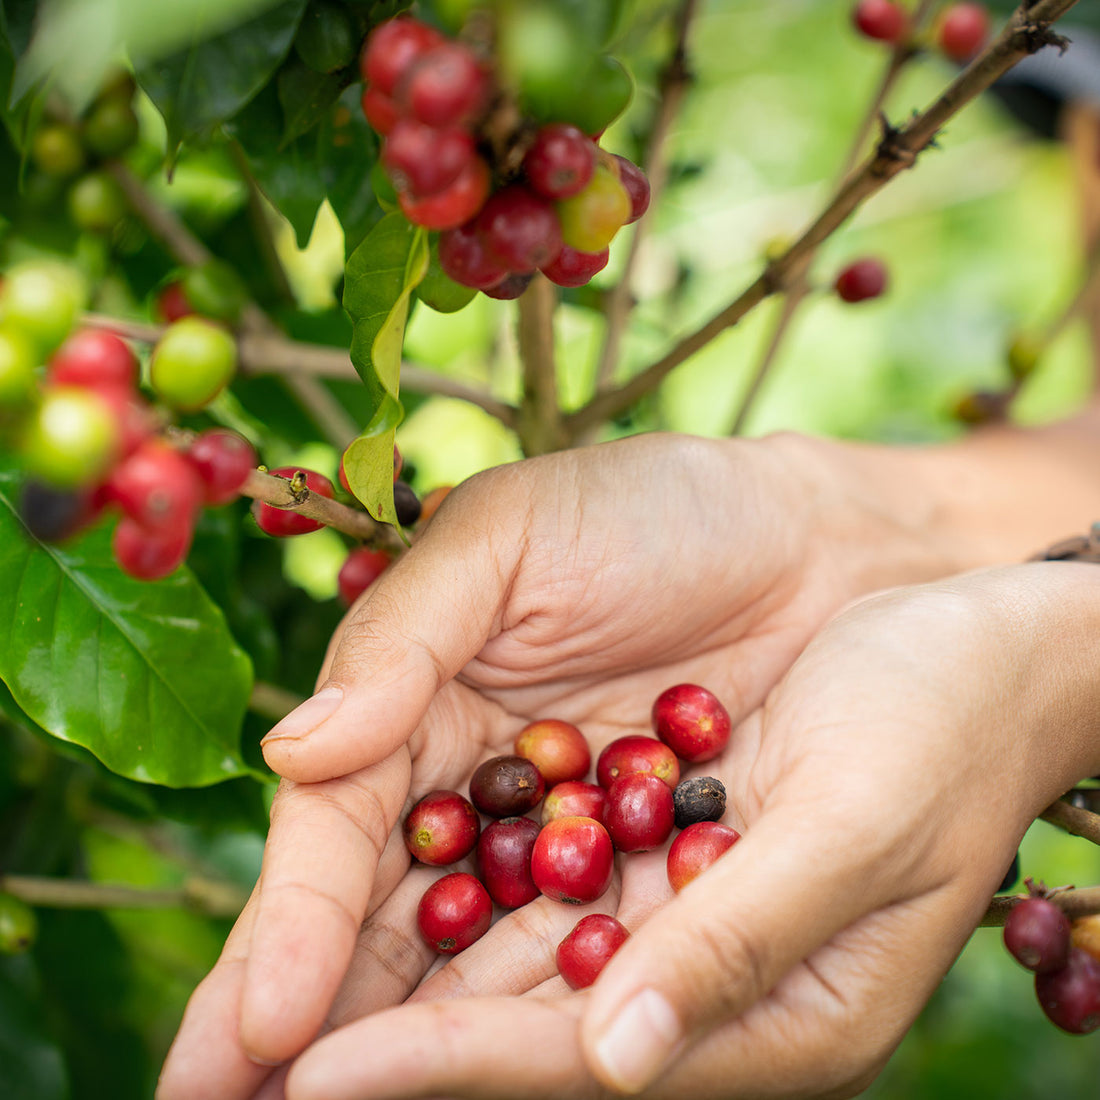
[673, 776, 727, 830]
[394, 479, 422, 526]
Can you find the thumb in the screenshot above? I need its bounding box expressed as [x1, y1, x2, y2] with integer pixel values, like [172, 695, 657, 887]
[261, 491, 520, 783]
[581, 808, 893, 1094]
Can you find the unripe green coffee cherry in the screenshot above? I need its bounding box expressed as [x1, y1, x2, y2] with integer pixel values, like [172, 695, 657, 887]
[22, 386, 121, 488]
[0, 261, 86, 357]
[150, 317, 238, 412]
[0, 893, 37, 954]
[30, 122, 85, 178]
[0, 325, 39, 407]
[82, 96, 140, 158]
[68, 171, 128, 233]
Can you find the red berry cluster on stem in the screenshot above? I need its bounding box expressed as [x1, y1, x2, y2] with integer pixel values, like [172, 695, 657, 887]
[404, 682, 741, 989]
[359, 15, 650, 296]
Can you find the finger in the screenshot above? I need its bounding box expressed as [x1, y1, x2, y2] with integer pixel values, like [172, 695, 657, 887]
[578, 804, 913, 1095]
[239, 750, 412, 1065]
[261, 491, 523, 783]
[157, 894, 274, 1100]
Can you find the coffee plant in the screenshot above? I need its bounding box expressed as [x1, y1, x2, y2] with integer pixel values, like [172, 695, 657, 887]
[0, 0, 1099, 1096]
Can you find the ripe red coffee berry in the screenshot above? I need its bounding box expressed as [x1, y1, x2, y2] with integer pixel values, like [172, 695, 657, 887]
[531, 816, 614, 904]
[604, 773, 675, 853]
[382, 121, 475, 198]
[557, 914, 630, 990]
[1004, 896, 1071, 973]
[113, 515, 193, 580]
[361, 86, 400, 135]
[834, 257, 888, 303]
[541, 245, 609, 288]
[396, 41, 488, 129]
[253, 467, 335, 537]
[612, 155, 650, 223]
[852, 0, 908, 43]
[937, 2, 990, 63]
[478, 185, 563, 273]
[596, 735, 680, 790]
[186, 429, 256, 506]
[477, 816, 541, 909]
[438, 221, 510, 289]
[338, 546, 393, 606]
[48, 328, 138, 391]
[108, 439, 203, 533]
[417, 872, 493, 955]
[523, 124, 596, 200]
[469, 754, 546, 818]
[514, 719, 590, 786]
[542, 781, 607, 827]
[481, 273, 533, 300]
[667, 821, 742, 892]
[652, 683, 731, 763]
[398, 155, 491, 230]
[1034, 948, 1100, 1034]
[156, 281, 194, 323]
[360, 17, 443, 93]
[403, 790, 480, 866]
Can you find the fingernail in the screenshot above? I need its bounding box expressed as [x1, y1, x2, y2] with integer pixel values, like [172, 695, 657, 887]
[591, 989, 682, 1094]
[261, 685, 343, 745]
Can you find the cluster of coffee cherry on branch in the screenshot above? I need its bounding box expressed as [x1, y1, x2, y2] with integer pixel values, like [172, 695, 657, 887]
[360, 13, 650, 297]
[403, 682, 740, 986]
[854, 0, 992, 59]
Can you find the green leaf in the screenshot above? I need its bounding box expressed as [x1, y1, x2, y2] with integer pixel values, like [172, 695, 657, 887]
[0, 464, 254, 788]
[341, 211, 428, 526]
[135, 0, 307, 149]
[276, 59, 348, 148]
[0, 957, 69, 1100]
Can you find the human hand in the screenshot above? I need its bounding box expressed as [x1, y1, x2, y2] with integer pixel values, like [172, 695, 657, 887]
[279, 562, 1100, 1100]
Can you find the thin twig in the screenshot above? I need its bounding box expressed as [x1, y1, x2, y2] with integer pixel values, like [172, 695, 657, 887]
[981, 884, 1100, 927]
[0, 873, 248, 918]
[592, 0, 699, 397]
[515, 275, 565, 455]
[250, 680, 307, 722]
[1039, 797, 1100, 846]
[243, 468, 405, 550]
[566, 0, 1079, 436]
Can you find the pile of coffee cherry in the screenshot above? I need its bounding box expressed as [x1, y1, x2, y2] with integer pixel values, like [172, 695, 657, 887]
[1003, 883, 1100, 1034]
[404, 682, 741, 989]
[359, 15, 650, 298]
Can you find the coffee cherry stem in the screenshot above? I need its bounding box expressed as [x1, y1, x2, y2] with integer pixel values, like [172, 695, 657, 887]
[982, 885, 1100, 928]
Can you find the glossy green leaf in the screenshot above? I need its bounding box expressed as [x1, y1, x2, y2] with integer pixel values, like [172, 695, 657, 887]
[276, 60, 348, 148]
[342, 212, 428, 526]
[136, 0, 307, 149]
[0, 465, 253, 787]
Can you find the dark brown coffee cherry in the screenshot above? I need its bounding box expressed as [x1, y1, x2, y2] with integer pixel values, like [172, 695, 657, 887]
[672, 776, 727, 829]
[469, 754, 546, 818]
[1004, 896, 1071, 974]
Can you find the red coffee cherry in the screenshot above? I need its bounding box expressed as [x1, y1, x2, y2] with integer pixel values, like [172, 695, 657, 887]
[417, 872, 493, 955]
[382, 121, 476, 198]
[557, 914, 630, 990]
[338, 546, 392, 606]
[186, 429, 256, 506]
[834, 257, 889, 303]
[667, 821, 742, 892]
[596, 735, 679, 790]
[48, 328, 138, 391]
[396, 41, 488, 129]
[477, 816, 542, 909]
[403, 790, 481, 866]
[541, 781, 608, 827]
[481, 272, 534, 300]
[514, 719, 590, 786]
[612, 155, 650, 223]
[112, 514, 193, 580]
[651, 683, 731, 763]
[107, 439, 203, 533]
[156, 281, 194, 323]
[253, 466, 335, 537]
[540, 245, 609, 288]
[398, 155, 491, 230]
[531, 816, 614, 905]
[477, 185, 563, 273]
[361, 86, 400, 135]
[360, 17, 444, 94]
[469, 754, 546, 818]
[438, 221, 511, 289]
[523, 124, 596, 200]
[1004, 896, 1071, 974]
[1034, 948, 1100, 1034]
[604, 774, 675, 853]
[937, 3, 991, 63]
[852, 0, 908, 43]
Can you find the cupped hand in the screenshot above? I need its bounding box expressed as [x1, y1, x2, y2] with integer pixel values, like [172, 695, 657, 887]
[280, 562, 1100, 1100]
[156, 430, 978, 1096]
